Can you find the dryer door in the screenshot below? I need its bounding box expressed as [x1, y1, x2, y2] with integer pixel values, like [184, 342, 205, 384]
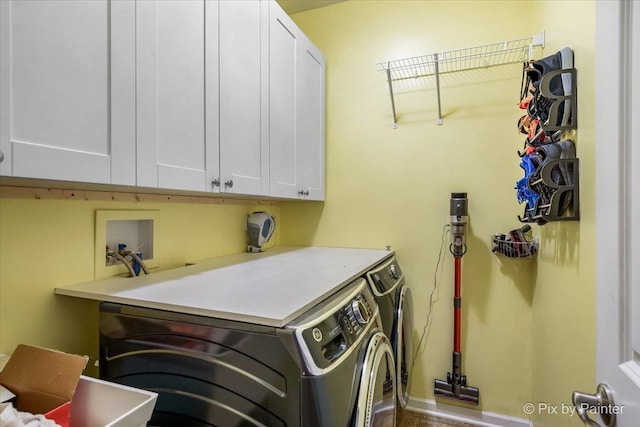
[394, 284, 414, 408]
[355, 332, 397, 427]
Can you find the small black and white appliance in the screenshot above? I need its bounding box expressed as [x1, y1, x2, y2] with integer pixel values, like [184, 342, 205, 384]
[365, 256, 414, 409]
[246, 211, 275, 252]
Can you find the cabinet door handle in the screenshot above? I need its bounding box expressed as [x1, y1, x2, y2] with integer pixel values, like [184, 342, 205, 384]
[212, 178, 220, 188]
[0, 149, 4, 163]
[298, 189, 310, 197]
[225, 179, 233, 188]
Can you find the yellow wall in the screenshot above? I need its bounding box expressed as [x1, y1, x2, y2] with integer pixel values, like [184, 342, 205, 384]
[529, 1, 596, 426]
[285, 0, 595, 423]
[0, 197, 280, 374]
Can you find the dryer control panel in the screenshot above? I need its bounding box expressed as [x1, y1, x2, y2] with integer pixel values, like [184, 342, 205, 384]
[366, 256, 404, 296]
[292, 278, 379, 375]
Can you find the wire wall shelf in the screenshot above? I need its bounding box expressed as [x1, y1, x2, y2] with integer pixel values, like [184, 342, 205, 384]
[377, 32, 545, 127]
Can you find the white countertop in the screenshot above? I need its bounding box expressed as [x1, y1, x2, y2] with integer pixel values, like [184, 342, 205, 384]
[55, 246, 393, 327]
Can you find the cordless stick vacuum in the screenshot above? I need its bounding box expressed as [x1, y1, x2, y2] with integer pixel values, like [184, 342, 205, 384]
[434, 193, 480, 405]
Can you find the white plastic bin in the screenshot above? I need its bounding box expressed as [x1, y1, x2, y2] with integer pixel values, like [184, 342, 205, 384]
[70, 376, 157, 427]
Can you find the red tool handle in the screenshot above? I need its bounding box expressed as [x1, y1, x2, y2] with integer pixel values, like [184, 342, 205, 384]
[454, 256, 461, 353]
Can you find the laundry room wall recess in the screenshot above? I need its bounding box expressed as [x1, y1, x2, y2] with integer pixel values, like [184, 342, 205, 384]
[377, 32, 545, 127]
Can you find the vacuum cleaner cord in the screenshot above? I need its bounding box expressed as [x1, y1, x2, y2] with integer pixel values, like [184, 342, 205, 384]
[413, 223, 450, 365]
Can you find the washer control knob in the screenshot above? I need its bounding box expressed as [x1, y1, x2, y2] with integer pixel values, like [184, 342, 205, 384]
[352, 299, 370, 325]
[388, 264, 399, 280]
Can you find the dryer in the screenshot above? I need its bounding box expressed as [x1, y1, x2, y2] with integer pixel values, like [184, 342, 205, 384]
[99, 277, 396, 426]
[365, 256, 414, 409]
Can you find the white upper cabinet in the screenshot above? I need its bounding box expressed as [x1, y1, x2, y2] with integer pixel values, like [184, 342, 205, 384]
[269, 2, 325, 200]
[0, 0, 324, 200]
[268, 3, 300, 199]
[297, 38, 326, 201]
[0, 0, 136, 184]
[136, 0, 215, 192]
[217, 0, 270, 196]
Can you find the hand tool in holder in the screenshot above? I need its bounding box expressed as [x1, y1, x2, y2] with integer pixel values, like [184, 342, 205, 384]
[434, 192, 480, 405]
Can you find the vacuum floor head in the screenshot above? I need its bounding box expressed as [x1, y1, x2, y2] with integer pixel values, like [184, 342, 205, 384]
[434, 378, 479, 405]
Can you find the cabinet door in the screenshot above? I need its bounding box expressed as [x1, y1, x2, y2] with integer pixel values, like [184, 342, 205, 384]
[0, 0, 135, 184]
[269, 2, 326, 202]
[297, 37, 326, 201]
[268, 1, 302, 199]
[218, 0, 269, 196]
[136, 0, 217, 192]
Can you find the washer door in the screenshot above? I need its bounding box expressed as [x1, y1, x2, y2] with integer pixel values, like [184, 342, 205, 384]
[355, 332, 397, 427]
[394, 284, 414, 408]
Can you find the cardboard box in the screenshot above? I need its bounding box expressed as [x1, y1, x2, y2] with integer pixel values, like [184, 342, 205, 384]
[0, 344, 88, 426]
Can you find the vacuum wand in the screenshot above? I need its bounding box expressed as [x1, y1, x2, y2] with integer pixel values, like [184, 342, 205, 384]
[449, 193, 467, 354]
[434, 192, 480, 405]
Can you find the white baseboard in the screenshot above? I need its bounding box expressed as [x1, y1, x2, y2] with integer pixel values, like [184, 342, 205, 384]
[406, 397, 533, 427]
